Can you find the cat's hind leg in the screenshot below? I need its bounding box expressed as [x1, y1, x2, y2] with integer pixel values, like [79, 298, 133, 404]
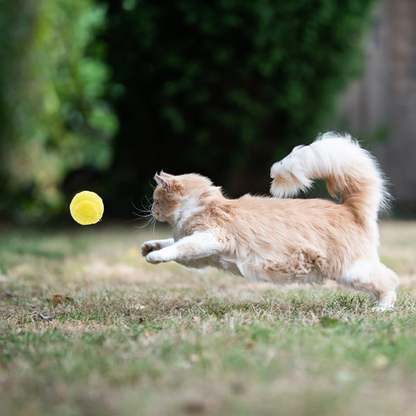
[336, 260, 399, 311]
[262, 246, 329, 283]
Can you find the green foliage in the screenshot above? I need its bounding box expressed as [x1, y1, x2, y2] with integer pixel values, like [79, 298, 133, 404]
[104, 0, 379, 204]
[0, 0, 117, 221]
[0, 0, 380, 219]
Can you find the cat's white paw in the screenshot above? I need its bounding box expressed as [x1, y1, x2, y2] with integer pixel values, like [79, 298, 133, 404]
[146, 251, 167, 264]
[372, 302, 394, 312]
[141, 241, 162, 257]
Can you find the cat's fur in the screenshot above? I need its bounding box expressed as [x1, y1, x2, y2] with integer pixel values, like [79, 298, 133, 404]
[141, 132, 399, 310]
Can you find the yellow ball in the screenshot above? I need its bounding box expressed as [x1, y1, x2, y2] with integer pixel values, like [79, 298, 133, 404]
[70, 191, 104, 225]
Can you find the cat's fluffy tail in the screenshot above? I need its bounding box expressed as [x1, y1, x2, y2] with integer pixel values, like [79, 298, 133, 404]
[270, 132, 389, 225]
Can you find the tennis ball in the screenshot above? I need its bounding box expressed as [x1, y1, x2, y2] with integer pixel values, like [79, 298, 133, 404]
[70, 191, 104, 225]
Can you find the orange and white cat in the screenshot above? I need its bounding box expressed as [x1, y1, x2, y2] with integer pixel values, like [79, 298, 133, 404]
[141, 132, 399, 310]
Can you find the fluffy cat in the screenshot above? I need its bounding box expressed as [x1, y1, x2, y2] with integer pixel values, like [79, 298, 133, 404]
[141, 132, 399, 310]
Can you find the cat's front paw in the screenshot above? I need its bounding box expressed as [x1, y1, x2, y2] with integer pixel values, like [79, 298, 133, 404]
[146, 251, 167, 264]
[141, 241, 162, 257]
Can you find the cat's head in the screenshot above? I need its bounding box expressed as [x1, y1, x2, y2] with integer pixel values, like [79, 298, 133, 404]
[151, 171, 220, 225]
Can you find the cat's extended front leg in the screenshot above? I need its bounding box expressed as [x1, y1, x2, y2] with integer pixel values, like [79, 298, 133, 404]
[141, 238, 174, 256]
[145, 232, 222, 264]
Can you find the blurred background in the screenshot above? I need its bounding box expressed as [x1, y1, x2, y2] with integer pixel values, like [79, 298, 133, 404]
[0, 0, 415, 224]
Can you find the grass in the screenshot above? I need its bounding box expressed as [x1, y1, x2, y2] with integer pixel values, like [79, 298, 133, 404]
[2, 221, 416, 416]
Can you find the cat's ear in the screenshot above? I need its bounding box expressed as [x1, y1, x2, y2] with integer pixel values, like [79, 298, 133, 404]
[159, 171, 174, 178]
[154, 172, 171, 190]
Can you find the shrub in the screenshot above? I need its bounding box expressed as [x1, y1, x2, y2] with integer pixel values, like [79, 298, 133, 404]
[103, 0, 379, 206]
[0, 0, 117, 221]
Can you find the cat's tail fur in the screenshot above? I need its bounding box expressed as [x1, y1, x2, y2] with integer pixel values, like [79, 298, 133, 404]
[270, 132, 389, 226]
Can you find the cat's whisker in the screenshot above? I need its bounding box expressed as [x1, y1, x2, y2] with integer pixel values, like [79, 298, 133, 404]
[129, 196, 155, 227]
[133, 210, 153, 217]
[152, 217, 157, 236]
[126, 212, 154, 223]
[148, 178, 156, 192]
[133, 215, 156, 229]
[143, 195, 153, 208]
[132, 197, 152, 213]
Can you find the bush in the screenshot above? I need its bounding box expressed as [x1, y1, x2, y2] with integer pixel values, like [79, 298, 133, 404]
[103, 0, 379, 208]
[0, 0, 117, 221]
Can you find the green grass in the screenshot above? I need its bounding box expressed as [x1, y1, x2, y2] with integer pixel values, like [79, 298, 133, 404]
[2, 221, 416, 416]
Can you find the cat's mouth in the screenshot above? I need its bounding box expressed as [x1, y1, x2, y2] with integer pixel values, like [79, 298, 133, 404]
[152, 210, 160, 218]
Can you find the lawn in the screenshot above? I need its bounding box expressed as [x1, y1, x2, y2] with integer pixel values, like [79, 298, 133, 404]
[1, 221, 416, 416]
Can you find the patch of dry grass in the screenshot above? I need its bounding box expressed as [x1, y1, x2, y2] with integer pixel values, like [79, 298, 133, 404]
[1, 221, 416, 416]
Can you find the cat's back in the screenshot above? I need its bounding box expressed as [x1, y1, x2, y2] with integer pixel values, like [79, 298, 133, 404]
[233, 194, 342, 214]
[230, 194, 359, 232]
[180, 193, 356, 239]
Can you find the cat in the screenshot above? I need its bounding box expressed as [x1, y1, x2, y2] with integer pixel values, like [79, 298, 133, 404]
[141, 132, 399, 310]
